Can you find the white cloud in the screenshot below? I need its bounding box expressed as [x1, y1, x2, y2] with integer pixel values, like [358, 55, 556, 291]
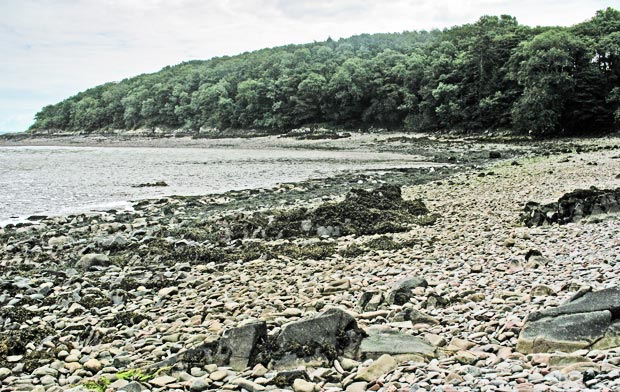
[0, 0, 614, 132]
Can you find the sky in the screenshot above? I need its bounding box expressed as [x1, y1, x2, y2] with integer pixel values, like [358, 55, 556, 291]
[0, 0, 615, 133]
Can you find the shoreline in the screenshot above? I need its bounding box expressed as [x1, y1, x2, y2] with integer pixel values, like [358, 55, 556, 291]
[1, 136, 620, 391]
[0, 136, 449, 227]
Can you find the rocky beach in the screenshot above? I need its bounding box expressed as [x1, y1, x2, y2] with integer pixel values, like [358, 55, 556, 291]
[2, 134, 620, 392]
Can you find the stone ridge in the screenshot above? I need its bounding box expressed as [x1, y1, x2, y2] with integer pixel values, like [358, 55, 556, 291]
[518, 287, 620, 354]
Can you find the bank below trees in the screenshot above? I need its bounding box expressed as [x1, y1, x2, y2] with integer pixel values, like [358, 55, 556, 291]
[30, 8, 620, 138]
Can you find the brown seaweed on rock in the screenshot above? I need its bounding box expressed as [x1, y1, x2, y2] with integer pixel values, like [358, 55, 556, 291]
[521, 187, 620, 227]
[220, 184, 437, 240]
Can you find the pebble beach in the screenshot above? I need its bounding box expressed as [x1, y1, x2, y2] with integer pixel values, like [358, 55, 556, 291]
[1, 135, 620, 392]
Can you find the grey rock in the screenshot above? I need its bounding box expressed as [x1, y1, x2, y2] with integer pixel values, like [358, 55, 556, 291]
[64, 387, 91, 392]
[359, 328, 436, 360]
[0, 367, 11, 380]
[521, 187, 620, 226]
[293, 378, 318, 392]
[275, 308, 365, 365]
[121, 381, 145, 392]
[518, 287, 620, 353]
[386, 277, 428, 305]
[529, 287, 620, 321]
[77, 253, 110, 270]
[217, 321, 268, 370]
[232, 377, 265, 392]
[152, 321, 267, 371]
[190, 378, 210, 392]
[356, 354, 397, 382]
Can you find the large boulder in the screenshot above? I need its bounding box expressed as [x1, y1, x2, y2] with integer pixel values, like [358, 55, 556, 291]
[146, 309, 365, 372]
[152, 321, 268, 371]
[217, 321, 268, 370]
[517, 287, 620, 354]
[521, 187, 620, 227]
[271, 308, 365, 368]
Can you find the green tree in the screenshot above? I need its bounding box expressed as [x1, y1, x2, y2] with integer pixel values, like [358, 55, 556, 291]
[509, 30, 590, 135]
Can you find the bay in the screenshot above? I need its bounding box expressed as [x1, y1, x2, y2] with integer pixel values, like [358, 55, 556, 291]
[0, 145, 435, 225]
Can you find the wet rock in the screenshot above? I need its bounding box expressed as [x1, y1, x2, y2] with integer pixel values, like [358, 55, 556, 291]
[517, 287, 620, 354]
[77, 253, 110, 270]
[521, 187, 620, 226]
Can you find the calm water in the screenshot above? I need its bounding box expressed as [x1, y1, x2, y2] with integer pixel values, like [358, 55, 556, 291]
[0, 146, 434, 224]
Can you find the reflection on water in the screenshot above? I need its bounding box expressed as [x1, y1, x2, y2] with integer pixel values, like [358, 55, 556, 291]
[0, 146, 432, 223]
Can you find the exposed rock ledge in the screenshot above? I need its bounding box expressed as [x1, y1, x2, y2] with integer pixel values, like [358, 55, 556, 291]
[145, 308, 435, 373]
[521, 187, 620, 227]
[517, 287, 620, 354]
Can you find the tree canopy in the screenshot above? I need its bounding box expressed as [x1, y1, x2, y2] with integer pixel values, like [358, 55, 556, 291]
[30, 8, 620, 137]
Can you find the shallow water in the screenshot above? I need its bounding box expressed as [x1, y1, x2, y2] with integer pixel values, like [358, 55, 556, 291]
[0, 145, 434, 224]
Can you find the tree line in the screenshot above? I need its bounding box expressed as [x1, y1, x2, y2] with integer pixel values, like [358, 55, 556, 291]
[30, 8, 620, 137]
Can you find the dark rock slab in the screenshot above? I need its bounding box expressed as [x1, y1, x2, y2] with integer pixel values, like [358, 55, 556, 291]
[145, 321, 268, 371]
[528, 287, 620, 322]
[521, 187, 620, 227]
[386, 277, 428, 305]
[217, 321, 268, 370]
[217, 184, 437, 241]
[272, 308, 365, 368]
[517, 287, 620, 354]
[142, 309, 365, 372]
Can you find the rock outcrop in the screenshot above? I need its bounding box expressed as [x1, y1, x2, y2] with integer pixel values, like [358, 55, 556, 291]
[521, 187, 620, 226]
[220, 184, 437, 240]
[149, 308, 365, 371]
[145, 307, 437, 374]
[517, 287, 620, 354]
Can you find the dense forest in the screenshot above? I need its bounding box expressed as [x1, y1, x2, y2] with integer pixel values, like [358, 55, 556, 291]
[30, 8, 620, 137]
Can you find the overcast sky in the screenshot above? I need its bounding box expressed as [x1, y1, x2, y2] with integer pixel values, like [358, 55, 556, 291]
[0, 0, 614, 133]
